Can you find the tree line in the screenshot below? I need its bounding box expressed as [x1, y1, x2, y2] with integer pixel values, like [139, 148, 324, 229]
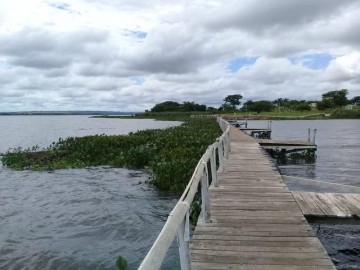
[149, 89, 359, 113]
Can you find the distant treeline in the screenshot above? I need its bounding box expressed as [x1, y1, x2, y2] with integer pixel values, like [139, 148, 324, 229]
[149, 90, 359, 114]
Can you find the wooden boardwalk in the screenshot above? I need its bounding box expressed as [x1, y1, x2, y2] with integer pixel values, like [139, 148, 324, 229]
[190, 127, 335, 269]
[292, 192, 360, 218]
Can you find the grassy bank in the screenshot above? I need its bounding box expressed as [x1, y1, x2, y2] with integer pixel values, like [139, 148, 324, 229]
[2, 117, 221, 192]
[329, 109, 360, 119]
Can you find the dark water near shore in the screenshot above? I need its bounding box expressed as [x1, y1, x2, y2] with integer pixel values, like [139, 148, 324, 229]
[1, 117, 360, 269]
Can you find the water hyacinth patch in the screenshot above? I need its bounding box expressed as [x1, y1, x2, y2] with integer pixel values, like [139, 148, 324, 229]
[2, 118, 221, 192]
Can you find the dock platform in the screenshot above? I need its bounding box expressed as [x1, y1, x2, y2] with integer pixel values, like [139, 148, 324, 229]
[257, 139, 317, 150]
[292, 192, 360, 218]
[190, 127, 334, 269]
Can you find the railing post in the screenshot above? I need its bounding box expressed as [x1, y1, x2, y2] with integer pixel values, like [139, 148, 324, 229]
[177, 207, 191, 270]
[218, 139, 224, 172]
[210, 146, 218, 187]
[225, 128, 231, 156]
[312, 129, 317, 143]
[201, 165, 211, 223]
[223, 135, 229, 159]
[308, 128, 311, 142]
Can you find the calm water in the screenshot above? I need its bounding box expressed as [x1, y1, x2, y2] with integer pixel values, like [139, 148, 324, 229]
[0, 116, 181, 269]
[1, 117, 360, 269]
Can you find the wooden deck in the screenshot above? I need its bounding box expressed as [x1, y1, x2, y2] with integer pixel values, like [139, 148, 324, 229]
[257, 139, 317, 150]
[190, 127, 335, 269]
[292, 192, 360, 218]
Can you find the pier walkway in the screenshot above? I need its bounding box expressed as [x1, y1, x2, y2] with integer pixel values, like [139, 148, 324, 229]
[139, 119, 334, 270]
[190, 127, 334, 269]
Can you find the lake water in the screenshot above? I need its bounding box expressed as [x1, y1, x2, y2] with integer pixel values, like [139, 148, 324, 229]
[1, 116, 360, 269]
[0, 116, 181, 269]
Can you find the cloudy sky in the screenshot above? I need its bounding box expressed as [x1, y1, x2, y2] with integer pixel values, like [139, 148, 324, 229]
[1, 0, 359, 112]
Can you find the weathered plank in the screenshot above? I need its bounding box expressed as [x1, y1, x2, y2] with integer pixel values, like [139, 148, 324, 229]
[291, 192, 360, 217]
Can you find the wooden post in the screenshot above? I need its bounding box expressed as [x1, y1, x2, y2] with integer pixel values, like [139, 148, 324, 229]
[308, 128, 311, 142]
[313, 129, 317, 143]
[224, 135, 229, 159]
[177, 209, 191, 270]
[227, 130, 231, 153]
[210, 146, 218, 187]
[201, 165, 211, 223]
[217, 139, 224, 172]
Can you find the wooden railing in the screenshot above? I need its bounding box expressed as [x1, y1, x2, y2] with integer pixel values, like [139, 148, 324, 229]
[138, 117, 230, 270]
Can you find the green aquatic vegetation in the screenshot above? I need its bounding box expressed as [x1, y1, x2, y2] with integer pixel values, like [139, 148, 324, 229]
[267, 149, 316, 165]
[115, 256, 128, 270]
[330, 109, 360, 119]
[2, 118, 221, 192]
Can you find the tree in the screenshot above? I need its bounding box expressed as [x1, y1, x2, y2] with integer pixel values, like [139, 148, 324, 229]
[180, 101, 206, 112]
[242, 100, 274, 114]
[151, 101, 180, 112]
[222, 94, 243, 111]
[350, 96, 360, 105]
[322, 89, 349, 108]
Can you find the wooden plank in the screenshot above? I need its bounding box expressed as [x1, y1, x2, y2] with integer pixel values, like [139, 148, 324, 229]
[192, 235, 320, 242]
[350, 193, 360, 203]
[192, 262, 335, 270]
[191, 250, 329, 260]
[292, 191, 313, 215]
[210, 217, 308, 225]
[307, 192, 336, 217]
[317, 193, 347, 218]
[334, 193, 360, 217]
[298, 192, 324, 216]
[210, 210, 304, 217]
[340, 194, 360, 217]
[324, 193, 353, 217]
[191, 254, 334, 267]
[191, 242, 324, 253]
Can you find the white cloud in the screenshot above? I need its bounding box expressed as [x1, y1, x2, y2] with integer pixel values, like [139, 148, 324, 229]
[0, 0, 359, 112]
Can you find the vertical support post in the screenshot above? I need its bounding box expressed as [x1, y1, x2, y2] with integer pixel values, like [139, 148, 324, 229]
[217, 139, 224, 172]
[227, 130, 231, 153]
[177, 208, 191, 270]
[201, 166, 211, 223]
[308, 128, 311, 142]
[268, 120, 272, 129]
[210, 147, 218, 187]
[223, 136, 229, 159]
[313, 129, 317, 143]
[245, 119, 248, 128]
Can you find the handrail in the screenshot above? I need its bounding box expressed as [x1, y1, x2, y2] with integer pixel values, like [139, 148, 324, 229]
[138, 117, 230, 270]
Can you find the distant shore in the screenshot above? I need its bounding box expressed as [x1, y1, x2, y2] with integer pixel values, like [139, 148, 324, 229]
[0, 111, 136, 116]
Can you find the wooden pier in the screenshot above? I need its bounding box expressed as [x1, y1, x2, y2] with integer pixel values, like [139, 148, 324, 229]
[190, 127, 334, 269]
[139, 119, 334, 270]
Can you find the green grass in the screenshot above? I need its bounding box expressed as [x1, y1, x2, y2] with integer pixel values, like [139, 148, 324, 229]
[2, 117, 221, 193]
[329, 109, 360, 119]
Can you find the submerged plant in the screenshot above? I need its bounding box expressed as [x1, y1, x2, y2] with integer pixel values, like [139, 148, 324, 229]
[115, 256, 128, 270]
